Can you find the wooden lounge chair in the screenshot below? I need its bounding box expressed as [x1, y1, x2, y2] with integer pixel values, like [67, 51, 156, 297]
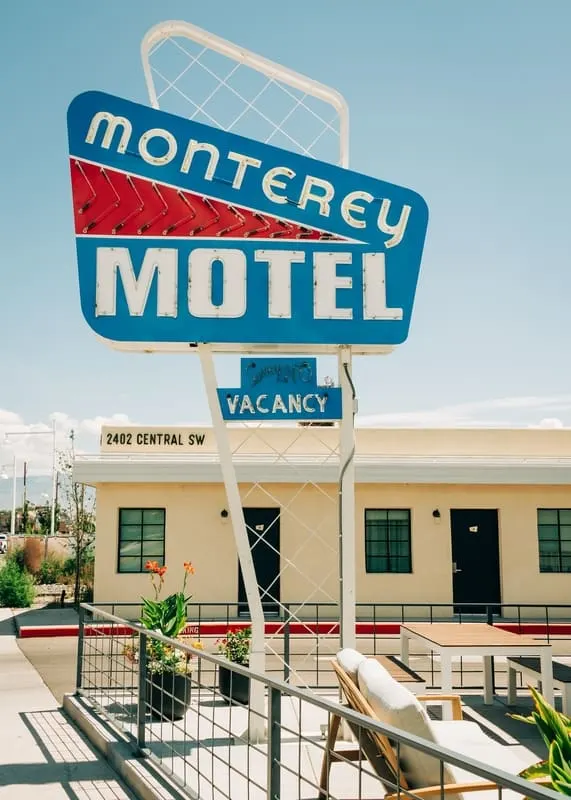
[319, 652, 548, 800]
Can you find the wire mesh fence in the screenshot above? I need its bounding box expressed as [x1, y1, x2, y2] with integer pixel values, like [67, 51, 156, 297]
[75, 603, 562, 800]
[83, 600, 571, 695]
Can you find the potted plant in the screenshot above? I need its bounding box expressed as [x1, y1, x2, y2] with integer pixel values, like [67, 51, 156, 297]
[510, 686, 571, 792]
[124, 559, 202, 721]
[216, 626, 251, 705]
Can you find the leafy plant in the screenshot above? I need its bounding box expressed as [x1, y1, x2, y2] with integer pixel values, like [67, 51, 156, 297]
[0, 560, 36, 608]
[62, 557, 76, 577]
[6, 547, 25, 572]
[126, 560, 202, 675]
[510, 685, 571, 792]
[140, 560, 194, 639]
[36, 556, 65, 585]
[217, 627, 251, 666]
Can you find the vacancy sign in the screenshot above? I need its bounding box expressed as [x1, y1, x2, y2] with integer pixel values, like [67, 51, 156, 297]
[218, 357, 342, 421]
[67, 91, 429, 350]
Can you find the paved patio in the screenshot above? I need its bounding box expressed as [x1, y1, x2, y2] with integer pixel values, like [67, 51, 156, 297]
[69, 675, 549, 800]
[0, 610, 135, 800]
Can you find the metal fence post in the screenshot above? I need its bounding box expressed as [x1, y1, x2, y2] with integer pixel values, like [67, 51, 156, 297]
[267, 686, 282, 800]
[137, 632, 147, 751]
[486, 605, 496, 695]
[283, 604, 290, 683]
[75, 604, 85, 693]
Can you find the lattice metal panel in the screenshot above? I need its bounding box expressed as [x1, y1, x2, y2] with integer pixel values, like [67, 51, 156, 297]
[142, 22, 348, 166]
[141, 20, 349, 684]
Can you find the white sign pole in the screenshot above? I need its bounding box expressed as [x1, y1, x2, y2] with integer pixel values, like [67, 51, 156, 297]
[338, 345, 357, 650]
[198, 343, 266, 742]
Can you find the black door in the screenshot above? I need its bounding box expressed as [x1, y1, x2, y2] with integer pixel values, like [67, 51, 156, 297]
[238, 508, 280, 617]
[450, 509, 501, 615]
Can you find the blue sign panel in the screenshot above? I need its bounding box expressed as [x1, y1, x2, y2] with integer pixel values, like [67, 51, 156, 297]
[217, 358, 342, 421]
[67, 91, 429, 348]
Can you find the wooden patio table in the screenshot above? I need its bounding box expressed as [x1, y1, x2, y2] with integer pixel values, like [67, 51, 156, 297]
[399, 622, 553, 709]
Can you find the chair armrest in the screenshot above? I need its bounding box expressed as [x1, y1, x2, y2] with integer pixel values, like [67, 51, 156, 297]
[416, 694, 463, 721]
[385, 776, 551, 799]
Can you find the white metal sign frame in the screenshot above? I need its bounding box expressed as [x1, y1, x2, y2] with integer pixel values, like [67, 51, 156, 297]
[138, 19, 368, 739]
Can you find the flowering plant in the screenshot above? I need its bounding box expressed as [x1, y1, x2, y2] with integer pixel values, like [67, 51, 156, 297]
[216, 626, 251, 666]
[123, 560, 202, 675]
[140, 560, 194, 639]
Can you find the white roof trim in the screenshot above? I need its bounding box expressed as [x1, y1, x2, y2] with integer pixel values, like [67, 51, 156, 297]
[73, 454, 571, 486]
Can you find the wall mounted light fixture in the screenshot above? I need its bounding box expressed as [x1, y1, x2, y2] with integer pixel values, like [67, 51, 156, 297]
[432, 509, 441, 519]
[220, 509, 229, 519]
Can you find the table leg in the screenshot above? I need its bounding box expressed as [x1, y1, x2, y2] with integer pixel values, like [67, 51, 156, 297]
[507, 663, 517, 706]
[483, 656, 494, 704]
[540, 649, 554, 707]
[400, 632, 410, 666]
[440, 652, 453, 721]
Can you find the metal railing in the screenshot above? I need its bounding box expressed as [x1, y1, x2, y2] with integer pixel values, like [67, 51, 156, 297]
[75, 603, 561, 800]
[87, 600, 571, 690]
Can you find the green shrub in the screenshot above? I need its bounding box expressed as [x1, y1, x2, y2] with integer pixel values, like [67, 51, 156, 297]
[0, 561, 36, 608]
[36, 557, 65, 585]
[6, 546, 25, 571]
[62, 557, 76, 577]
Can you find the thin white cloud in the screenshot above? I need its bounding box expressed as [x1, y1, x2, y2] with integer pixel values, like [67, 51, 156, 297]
[357, 395, 571, 429]
[530, 417, 565, 429]
[0, 409, 136, 475]
[80, 413, 135, 437]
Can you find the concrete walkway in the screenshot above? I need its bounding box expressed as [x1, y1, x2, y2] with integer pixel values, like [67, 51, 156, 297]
[0, 610, 136, 799]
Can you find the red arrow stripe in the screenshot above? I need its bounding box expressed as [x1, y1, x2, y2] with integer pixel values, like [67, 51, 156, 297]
[70, 159, 342, 240]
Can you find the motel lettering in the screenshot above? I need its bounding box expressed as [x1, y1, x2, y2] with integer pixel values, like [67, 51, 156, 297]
[94, 246, 403, 322]
[85, 111, 411, 248]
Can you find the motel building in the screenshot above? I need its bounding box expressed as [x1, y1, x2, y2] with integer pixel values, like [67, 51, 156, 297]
[74, 424, 571, 620]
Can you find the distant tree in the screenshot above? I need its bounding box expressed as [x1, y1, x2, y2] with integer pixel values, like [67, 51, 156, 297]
[36, 503, 61, 538]
[0, 510, 10, 532]
[58, 431, 95, 607]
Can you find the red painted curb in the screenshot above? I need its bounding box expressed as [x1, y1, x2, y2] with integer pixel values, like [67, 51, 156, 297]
[17, 621, 571, 639]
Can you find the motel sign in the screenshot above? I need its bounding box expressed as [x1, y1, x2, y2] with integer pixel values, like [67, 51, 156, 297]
[67, 91, 429, 349]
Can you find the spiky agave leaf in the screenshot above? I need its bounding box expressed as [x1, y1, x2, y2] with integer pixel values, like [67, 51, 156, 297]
[520, 760, 550, 780]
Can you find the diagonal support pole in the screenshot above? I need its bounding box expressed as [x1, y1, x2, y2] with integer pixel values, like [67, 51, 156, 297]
[339, 346, 357, 651]
[198, 343, 266, 742]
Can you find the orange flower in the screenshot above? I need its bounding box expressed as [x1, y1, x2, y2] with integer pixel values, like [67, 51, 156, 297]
[156, 566, 167, 577]
[183, 561, 195, 575]
[145, 560, 159, 573]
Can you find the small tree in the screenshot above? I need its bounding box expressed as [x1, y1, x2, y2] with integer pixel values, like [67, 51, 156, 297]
[59, 431, 95, 607]
[36, 503, 61, 538]
[23, 538, 43, 575]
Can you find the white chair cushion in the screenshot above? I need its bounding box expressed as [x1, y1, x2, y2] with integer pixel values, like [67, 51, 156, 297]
[433, 721, 531, 782]
[357, 658, 459, 794]
[336, 648, 367, 683]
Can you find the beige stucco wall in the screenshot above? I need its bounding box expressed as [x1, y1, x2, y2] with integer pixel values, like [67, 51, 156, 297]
[93, 479, 571, 612]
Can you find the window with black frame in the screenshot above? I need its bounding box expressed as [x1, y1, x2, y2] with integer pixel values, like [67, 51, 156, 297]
[364, 509, 411, 573]
[117, 508, 165, 573]
[537, 509, 571, 573]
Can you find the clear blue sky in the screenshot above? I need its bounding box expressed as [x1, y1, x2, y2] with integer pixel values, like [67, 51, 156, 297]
[2, 0, 571, 442]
